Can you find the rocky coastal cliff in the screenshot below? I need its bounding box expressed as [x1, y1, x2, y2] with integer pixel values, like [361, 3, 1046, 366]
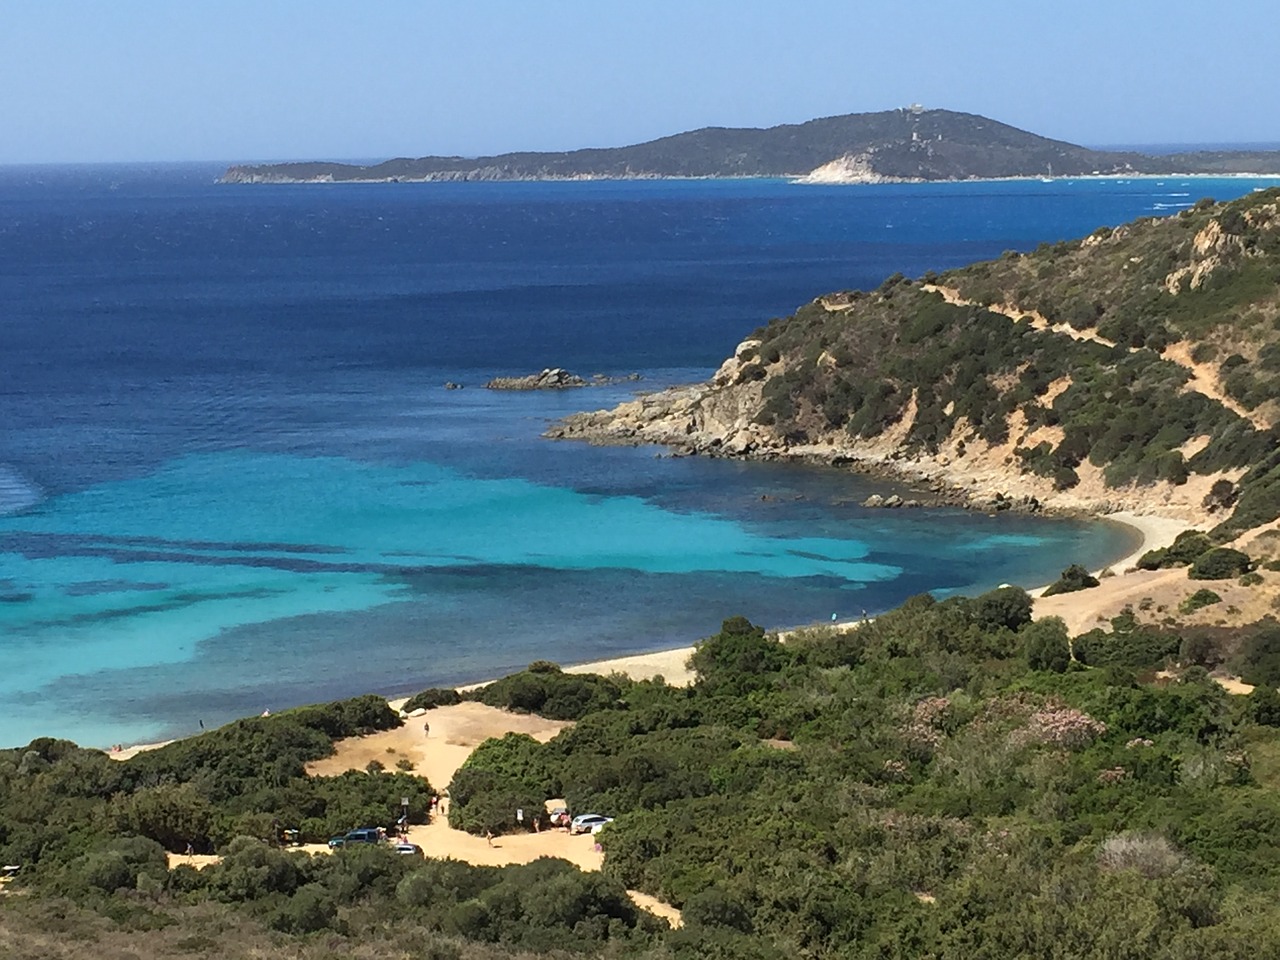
[550, 190, 1280, 535]
[546, 342, 1049, 515]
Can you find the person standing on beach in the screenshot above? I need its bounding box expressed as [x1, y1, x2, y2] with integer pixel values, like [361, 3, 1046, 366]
[423, 721, 430, 737]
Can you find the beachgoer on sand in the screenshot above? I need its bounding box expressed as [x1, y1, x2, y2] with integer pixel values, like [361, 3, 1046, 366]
[423, 721, 430, 737]
[485, 829, 494, 847]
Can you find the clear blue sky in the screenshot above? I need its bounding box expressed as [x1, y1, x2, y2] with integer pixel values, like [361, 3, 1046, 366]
[2, 0, 1274, 164]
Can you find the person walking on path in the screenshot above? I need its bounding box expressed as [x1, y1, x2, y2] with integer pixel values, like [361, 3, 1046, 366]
[485, 829, 494, 847]
[423, 721, 430, 737]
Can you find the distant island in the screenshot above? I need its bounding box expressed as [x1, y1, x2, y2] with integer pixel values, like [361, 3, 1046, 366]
[220, 106, 1280, 184]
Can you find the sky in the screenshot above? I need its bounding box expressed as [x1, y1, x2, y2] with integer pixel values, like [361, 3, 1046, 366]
[1, 0, 1276, 164]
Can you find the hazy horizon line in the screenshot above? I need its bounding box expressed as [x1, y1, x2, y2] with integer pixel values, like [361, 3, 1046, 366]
[5, 139, 1280, 171]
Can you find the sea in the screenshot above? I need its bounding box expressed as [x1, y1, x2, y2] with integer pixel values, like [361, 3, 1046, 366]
[2, 165, 1276, 749]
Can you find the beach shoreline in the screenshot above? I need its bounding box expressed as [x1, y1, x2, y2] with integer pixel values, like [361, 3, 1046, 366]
[108, 508, 1177, 760]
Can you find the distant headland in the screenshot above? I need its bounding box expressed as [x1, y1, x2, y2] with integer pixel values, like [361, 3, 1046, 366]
[220, 106, 1280, 184]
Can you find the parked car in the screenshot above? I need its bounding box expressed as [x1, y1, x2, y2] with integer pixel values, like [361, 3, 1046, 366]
[327, 827, 383, 848]
[569, 814, 613, 835]
[393, 842, 423, 857]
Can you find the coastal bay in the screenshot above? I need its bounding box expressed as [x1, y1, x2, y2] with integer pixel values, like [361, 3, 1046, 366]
[2, 167, 1273, 750]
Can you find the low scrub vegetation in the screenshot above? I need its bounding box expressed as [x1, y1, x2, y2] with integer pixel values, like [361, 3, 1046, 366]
[747, 191, 1280, 539]
[10, 592, 1280, 957]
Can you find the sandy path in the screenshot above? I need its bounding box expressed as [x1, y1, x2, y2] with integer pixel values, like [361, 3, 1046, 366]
[166, 700, 679, 923]
[1028, 507, 1277, 639]
[1163, 341, 1269, 429]
[923, 285, 1275, 433]
[922, 284, 1117, 348]
[305, 701, 570, 792]
[1035, 561, 1280, 635]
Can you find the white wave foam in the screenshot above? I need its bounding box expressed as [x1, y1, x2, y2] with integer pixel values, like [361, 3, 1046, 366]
[0, 465, 43, 515]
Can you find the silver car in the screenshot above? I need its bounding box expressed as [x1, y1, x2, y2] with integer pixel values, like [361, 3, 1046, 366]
[569, 814, 613, 835]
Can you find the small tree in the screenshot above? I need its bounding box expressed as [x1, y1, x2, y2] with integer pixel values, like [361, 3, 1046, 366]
[1023, 617, 1071, 672]
[971, 586, 1033, 632]
[1250, 686, 1280, 727]
[1236, 624, 1280, 687]
[689, 617, 788, 696]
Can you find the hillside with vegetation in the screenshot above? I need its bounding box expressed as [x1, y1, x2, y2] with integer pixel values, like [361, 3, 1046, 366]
[219, 108, 1280, 183]
[10, 600, 1280, 957]
[552, 188, 1280, 543]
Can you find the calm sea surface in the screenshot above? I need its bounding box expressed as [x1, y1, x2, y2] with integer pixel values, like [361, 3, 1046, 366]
[1, 166, 1274, 748]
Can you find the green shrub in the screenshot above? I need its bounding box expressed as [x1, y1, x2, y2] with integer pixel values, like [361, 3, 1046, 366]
[1189, 548, 1253, 580]
[1073, 623, 1181, 669]
[1180, 589, 1223, 614]
[689, 617, 789, 697]
[466, 665, 623, 721]
[460, 733, 560, 797]
[59, 837, 168, 896]
[971, 586, 1034, 632]
[402, 687, 462, 712]
[1138, 530, 1213, 570]
[1041, 563, 1101, 597]
[268, 883, 339, 933]
[446, 767, 546, 836]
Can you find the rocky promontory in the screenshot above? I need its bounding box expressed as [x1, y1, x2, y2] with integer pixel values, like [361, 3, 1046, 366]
[545, 344, 1046, 516]
[549, 190, 1280, 537]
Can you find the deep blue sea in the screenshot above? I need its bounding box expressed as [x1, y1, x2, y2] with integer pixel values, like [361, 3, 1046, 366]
[2, 165, 1276, 749]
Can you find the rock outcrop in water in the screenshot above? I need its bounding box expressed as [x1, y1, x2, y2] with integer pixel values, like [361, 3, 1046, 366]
[485, 369, 643, 390]
[487, 369, 589, 390]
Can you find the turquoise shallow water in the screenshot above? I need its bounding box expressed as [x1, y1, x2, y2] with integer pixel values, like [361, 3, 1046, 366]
[0, 445, 1135, 748]
[5, 168, 1266, 748]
